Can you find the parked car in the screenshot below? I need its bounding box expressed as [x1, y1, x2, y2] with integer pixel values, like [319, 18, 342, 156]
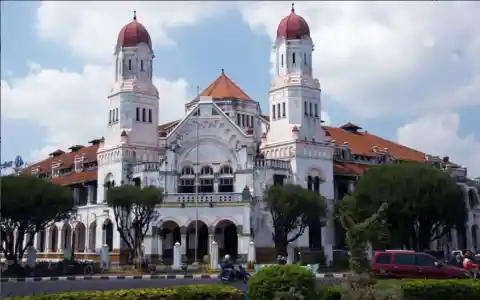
[371, 250, 470, 279]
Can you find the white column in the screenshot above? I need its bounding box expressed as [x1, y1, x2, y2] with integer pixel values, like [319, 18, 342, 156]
[247, 241, 255, 262]
[44, 230, 50, 253]
[87, 186, 93, 205]
[208, 233, 213, 255]
[56, 230, 62, 253]
[173, 242, 181, 269]
[210, 241, 219, 269]
[33, 233, 38, 251]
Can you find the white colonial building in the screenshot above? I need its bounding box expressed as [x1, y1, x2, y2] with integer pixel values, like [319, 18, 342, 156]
[16, 7, 480, 265]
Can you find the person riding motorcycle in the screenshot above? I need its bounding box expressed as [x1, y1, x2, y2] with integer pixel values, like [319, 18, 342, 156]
[221, 254, 235, 280]
[463, 250, 479, 278]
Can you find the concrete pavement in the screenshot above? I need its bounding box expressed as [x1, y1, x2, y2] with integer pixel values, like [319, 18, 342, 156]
[0, 276, 343, 298]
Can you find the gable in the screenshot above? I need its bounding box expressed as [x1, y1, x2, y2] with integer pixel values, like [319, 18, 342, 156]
[165, 100, 252, 150]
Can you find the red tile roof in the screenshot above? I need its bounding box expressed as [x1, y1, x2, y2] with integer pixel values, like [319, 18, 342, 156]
[193, 70, 252, 102]
[334, 162, 368, 176]
[22, 144, 99, 186]
[324, 125, 426, 162]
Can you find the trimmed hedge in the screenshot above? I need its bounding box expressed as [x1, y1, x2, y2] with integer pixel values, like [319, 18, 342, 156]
[4, 284, 243, 300]
[317, 279, 480, 300]
[248, 264, 316, 300]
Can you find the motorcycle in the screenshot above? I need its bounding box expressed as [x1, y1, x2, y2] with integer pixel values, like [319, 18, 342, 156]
[219, 264, 251, 283]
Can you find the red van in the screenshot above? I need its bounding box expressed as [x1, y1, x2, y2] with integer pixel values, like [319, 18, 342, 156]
[371, 250, 469, 279]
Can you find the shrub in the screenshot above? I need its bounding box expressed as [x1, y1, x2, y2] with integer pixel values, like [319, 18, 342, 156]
[4, 284, 243, 300]
[401, 279, 480, 300]
[317, 279, 480, 300]
[317, 286, 342, 300]
[248, 264, 316, 300]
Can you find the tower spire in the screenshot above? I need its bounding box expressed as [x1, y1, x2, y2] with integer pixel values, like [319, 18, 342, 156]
[133, 10, 137, 20]
[291, 3, 295, 13]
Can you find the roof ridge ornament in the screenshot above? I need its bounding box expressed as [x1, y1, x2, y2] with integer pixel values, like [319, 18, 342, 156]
[133, 10, 137, 21]
[291, 3, 295, 13]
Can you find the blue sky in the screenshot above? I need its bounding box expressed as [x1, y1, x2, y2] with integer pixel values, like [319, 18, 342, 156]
[1, 2, 479, 176]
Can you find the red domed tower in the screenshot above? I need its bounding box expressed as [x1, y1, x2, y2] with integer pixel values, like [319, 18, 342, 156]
[100, 10, 160, 177]
[266, 3, 327, 167]
[117, 11, 152, 50]
[276, 4, 310, 40]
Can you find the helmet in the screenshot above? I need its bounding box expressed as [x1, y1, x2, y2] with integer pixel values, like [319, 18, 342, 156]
[224, 254, 231, 260]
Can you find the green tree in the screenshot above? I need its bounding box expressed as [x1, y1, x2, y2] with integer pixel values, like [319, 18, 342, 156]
[0, 175, 75, 265]
[349, 162, 466, 251]
[264, 184, 327, 257]
[106, 185, 163, 265]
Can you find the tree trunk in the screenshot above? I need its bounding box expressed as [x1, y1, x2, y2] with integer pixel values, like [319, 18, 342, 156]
[274, 228, 288, 258]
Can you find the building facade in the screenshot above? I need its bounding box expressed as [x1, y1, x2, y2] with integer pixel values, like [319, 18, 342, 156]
[16, 7, 480, 264]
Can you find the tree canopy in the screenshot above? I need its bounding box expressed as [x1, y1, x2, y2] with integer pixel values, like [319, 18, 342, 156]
[346, 162, 466, 251]
[264, 183, 327, 256]
[0, 175, 75, 264]
[106, 184, 163, 264]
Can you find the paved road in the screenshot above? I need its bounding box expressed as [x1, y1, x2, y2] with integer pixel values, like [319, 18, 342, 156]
[0, 278, 342, 298]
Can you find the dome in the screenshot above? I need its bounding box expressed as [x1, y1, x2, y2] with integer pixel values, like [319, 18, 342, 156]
[276, 4, 310, 40]
[117, 11, 152, 49]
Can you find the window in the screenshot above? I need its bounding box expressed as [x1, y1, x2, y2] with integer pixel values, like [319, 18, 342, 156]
[136, 107, 140, 121]
[292, 53, 296, 64]
[304, 101, 308, 116]
[309, 102, 313, 116]
[142, 108, 146, 122]
[375, 253, 391, 265]
[200, 166, 213, 175]
[128, 59, 132, 70]
[237, 114, 241, 125]
[416, 254, 437, 267]
[140, 60, 144, 72]
[219, 178, 234, 193]
[212, 108, 219, 116]
[307, 176, 313, 190]
[193, 109, 200, 116]
[281, 54, 284, 67]
[393, 253, 416, 266]
[282, 102, 286, 117]
[241, 114, 245, 127]
[199, 179, 214, 193]
[277, 103, 280, 119]
[314, 104, 318, 117]
[178, 179, 195, 193]
[115, 108, 119, 122]
[304, 53, 307, 65]
[272, 105, 276, 119]
[148, 109, 152, 123]
[181, 166, 195, 176]
[109, 110, 112, 123]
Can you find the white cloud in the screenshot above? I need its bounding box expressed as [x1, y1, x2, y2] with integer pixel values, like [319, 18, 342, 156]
[237, 2, 480, 118]
[36, 1, 232, 63]
[321, 111, 330, 125]
[397, 113, 480, 178]
[1, 63, 189, 161]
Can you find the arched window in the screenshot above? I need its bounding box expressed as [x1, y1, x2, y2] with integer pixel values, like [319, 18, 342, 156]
[307, 176, 313, 190]
[178, 166, 195, 193]
[199, 166, 214, 193]
[142, 108, 146, 122]
[219, 165, 234, 193]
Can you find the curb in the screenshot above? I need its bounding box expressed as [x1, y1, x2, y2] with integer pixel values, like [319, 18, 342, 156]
[0, 273, 348, 283]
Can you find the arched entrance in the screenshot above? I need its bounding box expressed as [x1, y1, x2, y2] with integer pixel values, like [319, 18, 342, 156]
[103, 219, 113, 251]
[88, 221, 97, 252]
[61, 223, 72, 251]
[36, 230, 46, 252]
[458, 226, 467, 250]
[472, 225, 478, 251]
[215, 220, 238, 260]
[74, 222, 86, 252]
[161, 221, 181, 263]
[186, 220, 208, 261]
[49, 225, 58, 252]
